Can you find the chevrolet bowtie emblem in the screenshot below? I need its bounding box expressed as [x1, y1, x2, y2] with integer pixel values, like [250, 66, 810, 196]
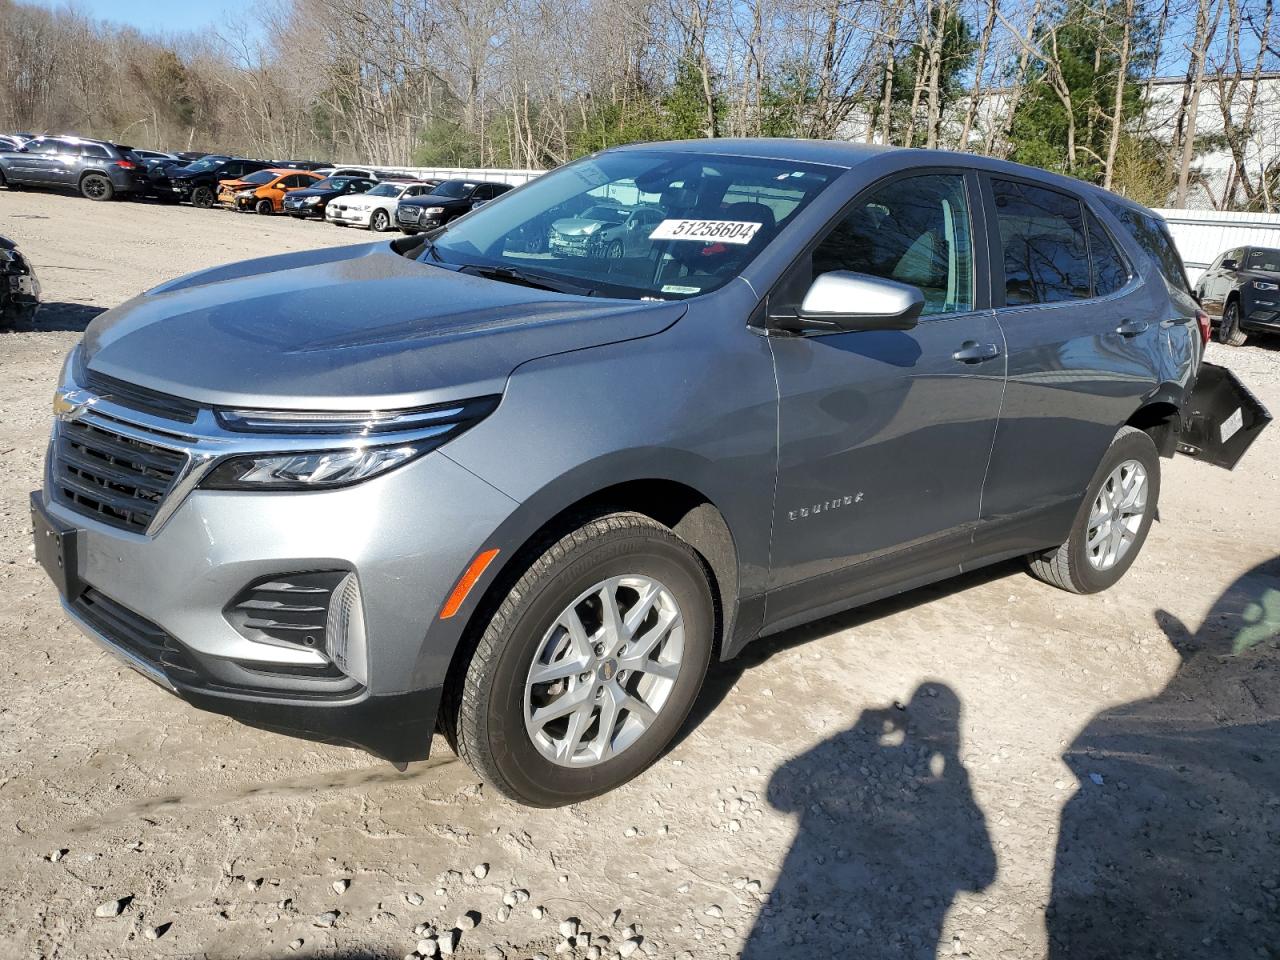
[52, 387, 99, 422]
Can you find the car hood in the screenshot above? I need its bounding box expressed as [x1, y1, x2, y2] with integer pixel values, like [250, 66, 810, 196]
[286, 187, 337, 200]
[80, 242, 686, 410]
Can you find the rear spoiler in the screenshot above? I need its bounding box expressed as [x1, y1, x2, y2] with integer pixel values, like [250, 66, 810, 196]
[1177, 362, 1272, 469]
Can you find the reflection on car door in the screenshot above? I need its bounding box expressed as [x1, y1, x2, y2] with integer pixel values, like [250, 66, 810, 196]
[11, 138, 63, 184]
[973, 176, 1161, 559]
[764, 170, 1006, 631]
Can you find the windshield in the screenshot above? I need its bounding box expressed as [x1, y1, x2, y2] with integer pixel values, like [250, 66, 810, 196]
[366, 183, 405, 198]
[239, 170, 276, 185]
[314, 177, 352, 190]
[423, 150, 837, 300]
[433, 180, 477, 199]
[177, 157, 228, 174]
[1246, 248, 1280, 272]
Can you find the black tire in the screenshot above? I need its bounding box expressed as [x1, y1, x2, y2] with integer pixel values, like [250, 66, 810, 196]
[190, 186, 214, 208]
[255, 198, 274, 216]
[1219, 299, 1249, 346]
[0, 169, 7, 189]
[448, 512, 714, 806]
[80, 173, 114, 201]
[370, 209, 389, 232]
[1027, 426, 1160, 594]
[605, 240, 624, 260]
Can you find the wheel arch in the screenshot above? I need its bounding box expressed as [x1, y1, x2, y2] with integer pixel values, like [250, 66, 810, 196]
[1126, 398, 1182, 458]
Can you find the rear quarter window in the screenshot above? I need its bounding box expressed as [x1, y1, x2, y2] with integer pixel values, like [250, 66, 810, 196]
[1102, 200, 1193, 296]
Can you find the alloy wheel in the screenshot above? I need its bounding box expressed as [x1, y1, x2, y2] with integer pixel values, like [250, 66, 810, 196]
[523, 575, 685, 768]
[1085, 459, 1148, 571]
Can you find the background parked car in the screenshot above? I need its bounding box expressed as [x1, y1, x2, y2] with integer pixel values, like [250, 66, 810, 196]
[0, 135, 148, 201]
[131, 148, 178, 163]
[163, 156, 273, 208]
[0, 134, 27, 151]
[218, 168, 324, 214]
[326, 179, 440, 231]
[0, 233, 39, 328]
[315, 165, 382, 180]
[1195, 245, 1280, 345]
[395, 178, 513, 233]
[282, 175, 376, 219]
[271, 159, 330, 171]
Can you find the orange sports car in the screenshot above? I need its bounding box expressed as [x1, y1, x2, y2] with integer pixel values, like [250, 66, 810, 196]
[217, 168, 324, 214]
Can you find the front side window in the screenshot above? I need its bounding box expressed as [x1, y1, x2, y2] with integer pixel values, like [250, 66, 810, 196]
[994, 179, 1091, 305]
[25, 139, 59, 154]
[809, 173, 974, 316]
[424, 150, 837, 300]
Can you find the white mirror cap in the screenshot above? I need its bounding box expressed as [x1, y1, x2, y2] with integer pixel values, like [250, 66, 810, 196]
[801, 270, 922, 318]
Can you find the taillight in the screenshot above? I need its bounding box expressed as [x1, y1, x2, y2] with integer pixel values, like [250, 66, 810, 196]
[1196, 309, 1211, 345]
[114, 159, 137, 170]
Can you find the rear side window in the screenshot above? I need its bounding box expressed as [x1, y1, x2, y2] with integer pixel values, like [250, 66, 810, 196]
[810, 172, 974, 316]
[992, 179, 1090, 305]
[1086, 210, 1130, 297]
[1102, 200, 1193, 295]
[80, 143, 111, 158]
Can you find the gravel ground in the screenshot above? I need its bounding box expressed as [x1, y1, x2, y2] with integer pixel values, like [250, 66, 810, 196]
[0, 189, 1278, 960]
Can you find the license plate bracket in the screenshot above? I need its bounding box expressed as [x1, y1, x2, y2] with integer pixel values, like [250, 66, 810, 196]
[30, 492, 82, 601]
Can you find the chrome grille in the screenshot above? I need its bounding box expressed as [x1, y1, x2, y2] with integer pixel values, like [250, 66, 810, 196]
[52, 418, 187, 533]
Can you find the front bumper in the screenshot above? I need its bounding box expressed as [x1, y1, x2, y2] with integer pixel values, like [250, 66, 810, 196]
[396, 211, 441, 232]
[327, 206, 373, 227]
[33, 398, 519, 762]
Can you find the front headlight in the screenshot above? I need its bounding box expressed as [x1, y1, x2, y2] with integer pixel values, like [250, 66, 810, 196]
[200, 396, 499, 490]
[1253, 280, 1278, 291]
[423, 206, 444, 215]
[236, 190, 255, 198]
[305, 195, 321, 205]
[202, 443, 429, 490]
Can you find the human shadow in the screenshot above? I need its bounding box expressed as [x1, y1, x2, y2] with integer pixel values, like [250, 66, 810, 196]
[742, 683, 996, 959]
[1047, 557, 1280, 960]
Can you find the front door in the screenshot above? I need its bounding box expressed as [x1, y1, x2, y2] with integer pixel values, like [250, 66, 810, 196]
[764, 170, 1006, 630]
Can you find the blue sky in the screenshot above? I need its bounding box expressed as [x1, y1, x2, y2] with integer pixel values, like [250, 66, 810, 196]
[21, 0, 258, 37]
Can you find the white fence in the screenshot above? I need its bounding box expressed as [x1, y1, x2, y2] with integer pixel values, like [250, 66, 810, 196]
[1155, 208, 1280, 284]
[364, 165, 544, 187]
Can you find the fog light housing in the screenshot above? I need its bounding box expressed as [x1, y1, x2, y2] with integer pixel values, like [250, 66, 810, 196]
[326, 572, 368, 685]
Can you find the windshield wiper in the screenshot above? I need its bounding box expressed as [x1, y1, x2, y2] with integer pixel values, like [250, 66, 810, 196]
[458, 263, 595, 297]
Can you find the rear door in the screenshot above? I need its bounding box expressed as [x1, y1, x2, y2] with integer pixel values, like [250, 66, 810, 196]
[973, 175, 1161, 559]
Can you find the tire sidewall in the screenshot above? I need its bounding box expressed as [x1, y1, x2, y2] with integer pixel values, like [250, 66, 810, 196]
[1064, 430, 1160, 592]
[371, 210, 389, 232]
[475, 527, 713, 806]
[81, 174, 112, 201]
[191, 186, 213, 208]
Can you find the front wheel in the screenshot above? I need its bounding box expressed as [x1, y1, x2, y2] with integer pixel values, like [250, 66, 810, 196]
[1219, 300, 1249, 346]
[190, 186, 214, 208]
[80, 173, 114, 201]
[255, 198, 274, 216]
[370, 209, 389, 232]
[1027, 426, 1160, 594]
[449, 513, 714, 806]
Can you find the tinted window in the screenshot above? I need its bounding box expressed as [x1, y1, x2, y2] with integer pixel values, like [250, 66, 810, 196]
[1103, 200, 1193, 294]
[993, 179, 1090, 305]
[80, 143, 111, 158]
[25, 139, 59, 154]
[1086, 210, 1129, 297]
[811, 173, 974, 316]
[1246, 248, 1280, 272]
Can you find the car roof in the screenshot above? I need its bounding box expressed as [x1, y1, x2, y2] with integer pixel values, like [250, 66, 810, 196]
[608, 138, 1161, 219]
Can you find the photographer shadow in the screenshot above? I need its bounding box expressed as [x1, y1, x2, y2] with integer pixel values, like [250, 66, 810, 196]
[743, 683, 995, 959]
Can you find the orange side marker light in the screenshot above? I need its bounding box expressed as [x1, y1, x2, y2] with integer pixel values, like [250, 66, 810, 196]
[439, 548, 500, 620]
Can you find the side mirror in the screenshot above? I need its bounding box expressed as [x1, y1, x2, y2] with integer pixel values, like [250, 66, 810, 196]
[1221, 258, 1238, 271]
[781, 271, 925, 334]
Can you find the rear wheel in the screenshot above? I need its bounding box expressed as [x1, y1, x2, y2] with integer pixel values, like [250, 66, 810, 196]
[80, 173, 114, 201]
[448, 513, 714, 806]
[370, 209, 389, 232]
[1219, 299, 1249, 346]
[190, 186, 214, 208]
[1027, 426, 1160, 594]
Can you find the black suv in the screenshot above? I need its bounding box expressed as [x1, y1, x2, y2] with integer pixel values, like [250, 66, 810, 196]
[161, 156, 273, 208]
[395, 178, 514, 233]
[0, 136, 148, 201]
[1195, 245, 1280, 345]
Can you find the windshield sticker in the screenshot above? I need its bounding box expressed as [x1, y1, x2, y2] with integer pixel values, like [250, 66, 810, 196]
[661, 284, 702, 294]
[649, 219, 762, 244]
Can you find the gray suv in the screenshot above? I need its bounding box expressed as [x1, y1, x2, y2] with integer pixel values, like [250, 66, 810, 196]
[0, 135, 148, 200]
[30, 140, 1269, 805]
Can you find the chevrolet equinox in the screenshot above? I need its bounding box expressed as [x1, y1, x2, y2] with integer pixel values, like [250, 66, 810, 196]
[31, 140, 1269, 806]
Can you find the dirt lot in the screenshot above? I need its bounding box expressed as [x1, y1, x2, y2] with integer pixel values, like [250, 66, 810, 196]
[1, 189, 1278, 960]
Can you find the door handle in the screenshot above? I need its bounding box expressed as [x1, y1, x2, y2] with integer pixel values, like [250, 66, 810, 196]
[952, 341, 1001, 363]
[1161, 316, 1193, 328]
[1115, 319, 1149, 337]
